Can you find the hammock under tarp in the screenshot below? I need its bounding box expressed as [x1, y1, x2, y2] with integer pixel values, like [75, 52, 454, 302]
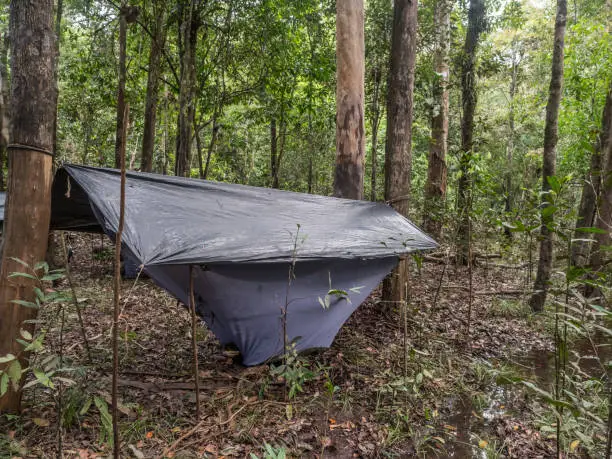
[39, 165, 436, 364]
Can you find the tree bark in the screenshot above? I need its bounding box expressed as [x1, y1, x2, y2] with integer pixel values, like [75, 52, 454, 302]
[175, 0, 199, 177]
[334, 0, 365, 200]
[141, 7, 167, 173]
[456, 0, 486, 265]
[0, 33, 9, 192]
[423, 0, 451, 238]
[529, 0, 567, 312]
[383, 0, 418, 305]
[0, 0, 56, 413]
[587, 77, 612, 275]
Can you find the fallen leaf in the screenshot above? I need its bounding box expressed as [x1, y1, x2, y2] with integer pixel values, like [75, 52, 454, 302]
[570, 440, 580, 452]
[33, 418, 50, 427]
[128, 444, 145, 459]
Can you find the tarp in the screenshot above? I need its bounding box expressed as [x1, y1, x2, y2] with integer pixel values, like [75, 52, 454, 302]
[43, 165, 436, 364]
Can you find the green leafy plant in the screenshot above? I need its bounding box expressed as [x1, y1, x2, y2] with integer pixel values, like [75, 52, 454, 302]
[270, 338, 315, 399]
[250, 443, 287, 459]
[0, 259, 69, 396]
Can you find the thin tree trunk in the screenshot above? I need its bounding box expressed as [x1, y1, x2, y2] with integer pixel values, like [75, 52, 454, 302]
[334, 0, 365, 200]
[270, 118, 277, 188]
[587, 78, 612, 275]
[529, 0, 567, 312]
[46, 0, 64, 270]
[571, 144, 602, 267]
[383, 0, 418, 305]
[456, 0, 486, 265]
[274, 119, 287, 189]
[202, 114, 219, 180]
[504, 45, 519, 239]
[0, 0, 56, 413]
[0, 33, 9, 191]
[114, 5, 128, 169]
[370, 67, 382, 202]
[162, 83, 169, 175]
[175, 0, 198, 177]
[141, 7, 167, 173]
[423, 0, 451, 238]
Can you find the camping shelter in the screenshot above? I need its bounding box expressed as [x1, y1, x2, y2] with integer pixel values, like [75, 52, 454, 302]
[15, 165, 437, 365]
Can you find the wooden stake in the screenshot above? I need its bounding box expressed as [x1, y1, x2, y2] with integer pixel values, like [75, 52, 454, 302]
[189, 265, 201, 420]
[112, 103, 128, 458]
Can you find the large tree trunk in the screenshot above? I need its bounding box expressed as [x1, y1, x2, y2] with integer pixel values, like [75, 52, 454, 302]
[456, 0, 486, 265]
[141, 7, 167, 173]
[587, 78, 612, 276]
[529, 0, 567, 313]
[0, 0, 56, 413]
[382, 0, 418, 305]
[423, 0, 451, 238]
[175, 0, 199, 177]
[334, 0, 365, 200]
[0, 33, 9, 191]
[114, 6, 128, 169]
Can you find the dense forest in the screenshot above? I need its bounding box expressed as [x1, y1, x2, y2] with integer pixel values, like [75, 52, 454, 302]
[0, 0, 611, 457]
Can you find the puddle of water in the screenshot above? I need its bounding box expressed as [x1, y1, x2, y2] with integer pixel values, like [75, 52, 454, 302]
[439, 331, 610, 458]
[441, 387, 515, 458]
[512, 329, 611, 384]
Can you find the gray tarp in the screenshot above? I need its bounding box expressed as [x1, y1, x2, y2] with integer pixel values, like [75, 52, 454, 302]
[46, 165, 437, 364]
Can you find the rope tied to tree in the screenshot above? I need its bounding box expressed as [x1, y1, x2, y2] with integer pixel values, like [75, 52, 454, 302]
[7, 143, 54, 157]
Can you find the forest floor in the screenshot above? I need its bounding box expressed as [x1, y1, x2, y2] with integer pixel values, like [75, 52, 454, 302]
[0, 234, 587, 458]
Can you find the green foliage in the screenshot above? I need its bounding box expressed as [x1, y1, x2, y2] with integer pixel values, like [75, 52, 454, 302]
[0, 260, 70, 396]
[270, 339, 315, 399]
[250, 443, 287, 459]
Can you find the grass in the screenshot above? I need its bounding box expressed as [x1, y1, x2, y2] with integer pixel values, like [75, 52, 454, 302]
[487, 298, 530, 318]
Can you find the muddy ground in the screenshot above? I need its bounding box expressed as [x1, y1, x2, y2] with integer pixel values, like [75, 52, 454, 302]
[1, 234, 596, 458]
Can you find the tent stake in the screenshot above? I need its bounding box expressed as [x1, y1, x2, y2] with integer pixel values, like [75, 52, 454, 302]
[189, 265, 201, 420]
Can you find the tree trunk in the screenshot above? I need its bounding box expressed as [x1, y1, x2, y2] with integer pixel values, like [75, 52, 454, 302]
[456, 0, 486, 265]
[270, 118, 278, 188]
[202, 113, 220, 180]
[587, 78, 612, 276]
[423, 0, 451, 238]
[529, 0, 567, 313]
[0, 33, 9, 191]
[382, 0, 418, 305]
[0, 0, 56, 413]
[571, 144, 602, 267]
[370, 67, 382, 202]
[114, 6, 128, 169]
[45, 0, 64, 270]
[334, 0, 365, 200]
[141, 7, 167, 173]
[175, 0, 198, 177]
[504, 44, 519, 240]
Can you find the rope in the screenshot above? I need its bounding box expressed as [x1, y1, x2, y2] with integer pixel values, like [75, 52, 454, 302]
[7, 143, 54, 157]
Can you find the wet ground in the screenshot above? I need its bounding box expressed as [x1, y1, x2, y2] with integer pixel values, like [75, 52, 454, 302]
[441, 330, 610, 458]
